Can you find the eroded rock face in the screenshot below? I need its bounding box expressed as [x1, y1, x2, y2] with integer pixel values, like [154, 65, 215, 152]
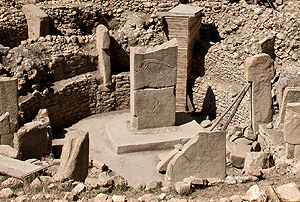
[275, 183, 300, 202]
[53, 130, 89, 182]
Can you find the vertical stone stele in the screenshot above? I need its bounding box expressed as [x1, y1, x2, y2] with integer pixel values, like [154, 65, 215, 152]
[244, 53, 274, 133]
[22, 4, 49, 39]
[0, 77, 18, 145]
[130, 39, 178, 130]
[96, 24, 111, 86]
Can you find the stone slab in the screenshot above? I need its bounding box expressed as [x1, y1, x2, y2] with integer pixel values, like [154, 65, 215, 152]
[106, 113, 204, 154]
[257, 36, 275, 60]
[99, 49, 111, 85]
[131, 87, 176, 129]
[157, 4, 203, 18]
[279, 87, 300, 124]
[130, 39, 177, 90]
[284, 103, 300, 144]
[166, 131, 226, 183]
[0, 154, 42, 179]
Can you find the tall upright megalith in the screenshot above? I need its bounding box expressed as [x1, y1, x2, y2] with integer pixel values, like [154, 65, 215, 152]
[0, 77, 18, 145]
[130, 39, 178, 129]
[245, 54, 274, 133]
[22, 4, 49, 39]
[96, 24, 111, 86]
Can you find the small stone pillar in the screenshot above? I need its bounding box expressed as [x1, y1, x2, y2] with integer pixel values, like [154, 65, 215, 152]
[0, 77, 18, 145]
[279, 87, 300, 124]
[245, 54, 274, 133]
[22, 4, 49, 39]
[130, 39, 178, 130]
[257, 36, 275, 60]
[96, 25, 111, 86]
[157, 5, 202, 112]
[284, 103, 300, 160]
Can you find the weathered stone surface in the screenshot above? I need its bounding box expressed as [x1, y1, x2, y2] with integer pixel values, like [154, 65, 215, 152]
[174, 182, 191, 195]
[53, 130, 89, 182]
[243, 185, 267, 202]
[98, 49, 111, 86]
[275, 183, 300, 202]
[96, 25, 110, 50]
[227, 137, 252, 168]
[0, 145, 21, 159]
[286, 143, 295, 159]
[166, 131, 225, 183]
[22, 4, 49, 39]
[0, 77, 18, 145]
[130, 39, 177, 90]
[279, 87, 300, 124]
[243, 152, 273, 176]
[183, 176, 208, 186]
[0, 188, 13, 198]
[244, 129, 257, 141]
[131, 87, 176, 129]
[1, 178, 23, 189]
[13, 121, 48, 159]
[244, 54, 274, 133]
[284, 103, 300, 144]
[257, 36, 275, 60]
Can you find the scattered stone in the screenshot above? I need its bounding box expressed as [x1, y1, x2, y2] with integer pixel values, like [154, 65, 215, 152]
[266, 122, 273, 129]
[251, 142, 261, 152]
[98, 172, 113, 187]
[235, 175, 259, 183]
[1, 178, 23, 189]
[71, 183, 85, 195]
[0, 188, 13, 198]
[0, 145, 21, 159]
[243, 152, 273, 176]
[275, 182, 300, 202]
[200, 119, 212, 128]
[243, 185, 267, 202]
[145, 180, 162, 192]
[111, 175, 128, 189]
[244, 129, 257, 141]
[224, 176, 237, 185]
[174, 182, 190, 195]
[140, 193, 159, 202]
[183, 176, 208, 186]
[112, 194, 126, 202]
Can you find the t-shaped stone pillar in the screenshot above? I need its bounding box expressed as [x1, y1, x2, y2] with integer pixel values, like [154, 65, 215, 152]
[245, 54, 274, 133]
[157, 5, 202, 112]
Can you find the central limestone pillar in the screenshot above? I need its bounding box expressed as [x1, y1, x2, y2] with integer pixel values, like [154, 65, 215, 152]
[158, 5, 202, 112]
[130, 39, 178, 130]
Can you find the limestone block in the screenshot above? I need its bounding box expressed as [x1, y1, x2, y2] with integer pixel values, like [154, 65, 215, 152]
[53, 130, 89, 182]
[279, 87, 300, 124]
[96, 25, 110, 50]
[131, 87, 176, 129]
[174, 182, 191, 195]
[275, 183, 300, 202]
[0, 77, 18, 145]
[244, 54, 274, 132]
[257, 36, 275, 60]
[13, 121, 48, 159]
[0, 145, 22, 159]
[166, 131, 226, 183]
[130, 39, 177, 90]
[243, 185, 267, 202]
[243, 152, 273, 176]
[22, 4, 49, 39]
[284, 103, 300, 144]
